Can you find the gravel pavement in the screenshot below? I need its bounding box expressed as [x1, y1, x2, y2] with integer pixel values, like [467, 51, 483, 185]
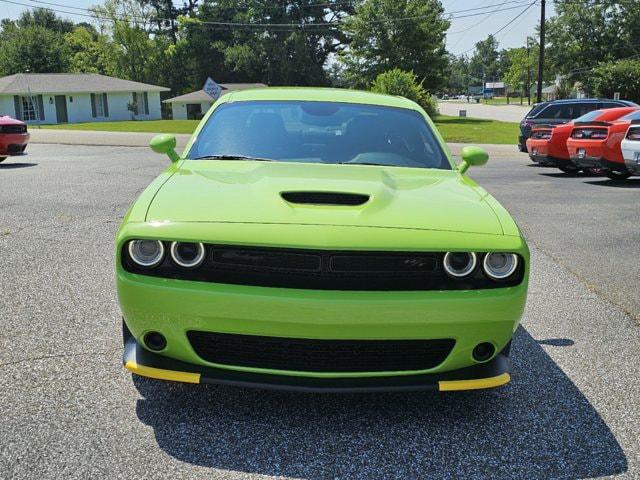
[0, 144, 638, 479]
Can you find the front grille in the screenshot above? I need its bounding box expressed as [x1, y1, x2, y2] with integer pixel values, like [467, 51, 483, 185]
[281, 191, 369, 206]
[0, 125, 27, 134]
[187, 331, 456, 372]
[7, 144, 26, 154]
[122, 243, 525, 290]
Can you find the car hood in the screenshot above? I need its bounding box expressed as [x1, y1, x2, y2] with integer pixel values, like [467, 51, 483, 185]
[145, 161, 506, 235]
[0, 115, 25, 126]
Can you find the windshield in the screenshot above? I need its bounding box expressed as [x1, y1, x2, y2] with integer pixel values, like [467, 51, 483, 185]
[574, 110, 604, 122]
[621, 110, 640, 121]
[187, 101, 450, 170]
[525, 103, 546, 118]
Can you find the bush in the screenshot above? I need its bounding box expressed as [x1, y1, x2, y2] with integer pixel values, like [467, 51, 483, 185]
[590, 60, 640, 104]
[369, 69, 438, 117]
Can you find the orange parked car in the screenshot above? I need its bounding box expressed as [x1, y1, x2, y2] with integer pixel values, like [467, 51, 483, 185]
[567, 109, 640, 180]
[527, 107, 638, 174]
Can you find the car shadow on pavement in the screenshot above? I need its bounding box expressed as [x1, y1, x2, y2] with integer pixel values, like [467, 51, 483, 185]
[133, 327, 627, 479]
[0, 162, 37, 169]
[584, 179, 640, 188]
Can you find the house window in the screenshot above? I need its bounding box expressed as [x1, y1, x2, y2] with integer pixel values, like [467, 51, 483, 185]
[21, 96, 37, 121]
[91, 93, 108, 118]
[137, 92, 147, 115]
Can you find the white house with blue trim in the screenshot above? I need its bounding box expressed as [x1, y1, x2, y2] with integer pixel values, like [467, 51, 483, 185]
[0, 73, 170, 124]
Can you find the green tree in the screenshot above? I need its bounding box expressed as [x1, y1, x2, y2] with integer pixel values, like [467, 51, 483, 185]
[590, 60, 640, 103]
[546, 0, 640, 80]
[369, 68, 437, 116]
[469, 35, 500, 84]
[16, 7, 75, 33]
[339, 0, 450, 91]
[446, 54, 470, 94]
[90, 0, 158, 82]
[502, 41, 538, 102]
[0, 22, 69, 75]
[64, 26, 118, 75]
[182, 0, 352, 88]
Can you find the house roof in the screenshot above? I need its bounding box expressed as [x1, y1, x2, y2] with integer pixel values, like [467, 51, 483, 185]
[164, 83, 267, 103]
[0, 73, 170, 94]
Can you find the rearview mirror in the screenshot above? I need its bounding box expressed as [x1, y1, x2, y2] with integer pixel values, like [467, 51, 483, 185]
[149, 134, 180, 163]
[458, 146, 488, 174]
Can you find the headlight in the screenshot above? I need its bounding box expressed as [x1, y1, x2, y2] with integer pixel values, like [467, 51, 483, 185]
[443, 252, 477, 278]
[483, 253, 518, 280]
[170, 242, 205, 268]
[127, 240, 164, 267]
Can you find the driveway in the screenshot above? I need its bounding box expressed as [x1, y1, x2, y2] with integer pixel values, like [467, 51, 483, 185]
[438, 101, 531, 122]
[0, 145, 638, 479]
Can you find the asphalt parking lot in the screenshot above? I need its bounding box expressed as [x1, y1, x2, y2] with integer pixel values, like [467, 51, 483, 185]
[1, 144, 639, 479]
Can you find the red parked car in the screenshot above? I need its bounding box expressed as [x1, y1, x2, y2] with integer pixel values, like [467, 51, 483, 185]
[0, 116, 29, 163]
[567, 109, 640, 180]
[526, 107, 638, 174]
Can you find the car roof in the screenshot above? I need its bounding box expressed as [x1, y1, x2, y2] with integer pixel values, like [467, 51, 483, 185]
[545, 98, 637, 106]
[221, 87, 419, 110]
[595, 107, 639, 120]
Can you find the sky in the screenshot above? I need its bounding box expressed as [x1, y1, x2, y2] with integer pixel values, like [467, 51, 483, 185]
[0, 0, 555, 56]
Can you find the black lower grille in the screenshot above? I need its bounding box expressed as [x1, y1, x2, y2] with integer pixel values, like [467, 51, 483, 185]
[187, 332, 455, 372]
[7, 144, 26, 154]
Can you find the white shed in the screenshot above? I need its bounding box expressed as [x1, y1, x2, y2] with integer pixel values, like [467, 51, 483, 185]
[164, 83, 267, 120]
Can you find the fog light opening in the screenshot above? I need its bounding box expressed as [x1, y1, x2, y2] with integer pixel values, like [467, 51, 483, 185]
[472, 342, 495, 362]
[144, 331, 167, 351]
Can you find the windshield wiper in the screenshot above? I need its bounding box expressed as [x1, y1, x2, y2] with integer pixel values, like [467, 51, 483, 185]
[338, 161, 394, 167]
[192, 154, 275, 162]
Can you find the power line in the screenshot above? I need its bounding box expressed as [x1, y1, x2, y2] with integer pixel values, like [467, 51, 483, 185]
[6, 0, 538, 30]
[447, 0, 511, 36]
[457, 1, 537, 56]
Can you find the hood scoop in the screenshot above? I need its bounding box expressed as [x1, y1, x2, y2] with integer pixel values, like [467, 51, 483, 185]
[281, 191, 370, 206]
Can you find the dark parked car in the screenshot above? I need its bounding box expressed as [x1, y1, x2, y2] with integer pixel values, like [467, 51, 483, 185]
[518, 98, 638, 152]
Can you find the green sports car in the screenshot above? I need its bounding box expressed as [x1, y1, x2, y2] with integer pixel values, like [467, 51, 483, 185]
[117, 87, 529, 392]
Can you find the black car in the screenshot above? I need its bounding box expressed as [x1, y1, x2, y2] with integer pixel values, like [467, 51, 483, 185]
[518, 98, 638, 152]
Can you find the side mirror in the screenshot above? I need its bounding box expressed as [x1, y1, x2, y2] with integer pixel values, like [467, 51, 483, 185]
[458, 146, 488, 174]
[149, 134, 180, 163]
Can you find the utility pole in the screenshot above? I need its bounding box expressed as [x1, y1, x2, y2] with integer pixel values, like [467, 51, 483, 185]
[526, 38, 531, 106]
[536, 0, 546, 103]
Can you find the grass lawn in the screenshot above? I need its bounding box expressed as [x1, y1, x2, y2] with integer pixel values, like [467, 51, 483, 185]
[42, 119, 200, 135]
[41, 115, 518, 145]
[433, 115, 518, 144]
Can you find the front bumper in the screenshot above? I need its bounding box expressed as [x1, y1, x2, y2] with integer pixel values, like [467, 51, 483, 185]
[119, 270, 526, 373]
[571, 155, 603, 169]
[529, 153, 559, 166]
[0, 132, 29, 155]
[123, 333, 511, 392]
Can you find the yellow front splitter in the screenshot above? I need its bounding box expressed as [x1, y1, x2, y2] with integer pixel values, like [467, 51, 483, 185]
[123, 337, 511, 393]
